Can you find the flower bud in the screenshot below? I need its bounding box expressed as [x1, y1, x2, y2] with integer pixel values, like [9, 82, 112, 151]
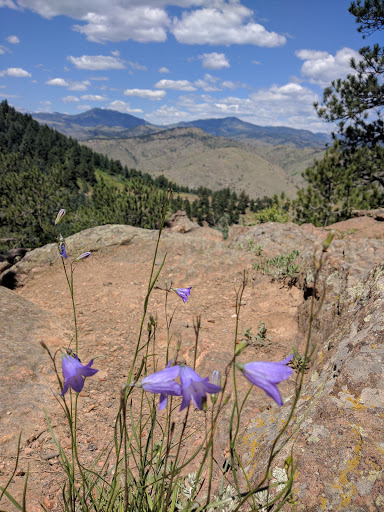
[235, 340, 249, 356]
[74, 251, 91, 261]
[211, 370, 221, 405]
[55, 209, 66, 225]
[323, 230, 335, 251]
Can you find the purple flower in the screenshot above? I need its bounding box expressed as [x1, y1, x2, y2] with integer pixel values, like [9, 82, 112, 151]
[236, 355, 294, 406]
[136, 364, 181, 410]
[179, 365, 221, 411]
[59, 242, 67, 259]
[175, 287, 192, 303]
[61, 353, 99, 396]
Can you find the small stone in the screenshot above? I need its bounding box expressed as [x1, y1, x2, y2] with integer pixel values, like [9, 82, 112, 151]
[43, 498, 53, 509]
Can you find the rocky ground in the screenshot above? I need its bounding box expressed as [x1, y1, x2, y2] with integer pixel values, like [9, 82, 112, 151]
[1, 213, 384, 511]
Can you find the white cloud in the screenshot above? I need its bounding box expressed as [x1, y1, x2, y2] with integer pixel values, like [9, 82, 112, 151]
[0, 46, 8, 54]
[155, 79, 196, 91]
[0, 0, 18, 8]
[172, 4, 286, 46]
[127, 60, 147, 71]
[46, 77, 69, 86]
[194, 73, 220, 92]
[222, 80, 245, 89]
[68, 55, 125, 70]
[124, 88, 166, 100]
[73, 8, 170, 43]
[295, 49, 330, 61]
[0, 67, 31, 77]
[158, 66, 170, 73]
[8, 1, 285, 47]
[146, 104, 191, 124]
[6, 35, 20, 44]
[81, 94, 108, 101]
[108, 100, 143, 113]
[46, 77, 91, 90]
[62, 95, 80, 103]
[296, 47, 361, 86]
[68, 80, 91, 91]
[199, 52, 229, 70]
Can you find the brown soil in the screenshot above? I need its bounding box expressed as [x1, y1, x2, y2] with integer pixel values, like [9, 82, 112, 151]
[0, 228, 304, 511]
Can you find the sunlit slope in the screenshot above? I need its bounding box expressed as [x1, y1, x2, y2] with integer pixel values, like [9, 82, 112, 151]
[83, 127, 298, 198]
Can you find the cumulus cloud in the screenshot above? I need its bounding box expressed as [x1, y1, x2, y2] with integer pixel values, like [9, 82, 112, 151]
[7, 1, 285, 47]
[155, 79, 196, 91]
[62, 95, 80, 103]
[46, 78, 70, 86]
[296, 47, 361, 86]
[172, 4, 286, 46]
[108, 100, 143, 113]
[199, 52, 229, 70]
[46, 77, 91, 90]
[73, 7, 170, 43]
[81, 94, 108, 101]
[158, 66, 170, 73]
[6, 35, 20, 43]
[124, 88, 166, 100]
[68, 80, 91, 91]
[194, 73, 220, 92]
[0, 67, 31, 77]
[68, 55, 125, 70]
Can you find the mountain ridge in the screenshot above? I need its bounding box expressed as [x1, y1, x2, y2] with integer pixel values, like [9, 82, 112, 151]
[32, 108, 330, 148]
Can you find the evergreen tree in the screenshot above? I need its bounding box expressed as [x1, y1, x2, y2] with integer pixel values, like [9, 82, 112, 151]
[315, 1, 384, 181]
[295, 1, 384, 225]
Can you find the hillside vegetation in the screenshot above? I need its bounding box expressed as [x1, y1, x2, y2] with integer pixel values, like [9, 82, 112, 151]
[0, 101, 259, 251]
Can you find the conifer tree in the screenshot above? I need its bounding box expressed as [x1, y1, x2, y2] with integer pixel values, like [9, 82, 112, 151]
[295, 0, 384, 225]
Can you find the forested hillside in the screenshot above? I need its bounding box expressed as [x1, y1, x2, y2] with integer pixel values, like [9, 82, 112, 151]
[0, 100, 258, 251]
[0, 101, 174, 252]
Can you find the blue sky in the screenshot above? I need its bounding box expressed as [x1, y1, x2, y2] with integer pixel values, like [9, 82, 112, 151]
[0, 0, 367, 132]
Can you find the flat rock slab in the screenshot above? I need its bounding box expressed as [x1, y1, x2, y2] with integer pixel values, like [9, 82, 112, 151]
[0, 287, 64, 456]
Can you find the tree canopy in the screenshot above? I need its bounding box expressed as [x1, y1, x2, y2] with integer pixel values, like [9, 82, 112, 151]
[295, 0, 384, 226]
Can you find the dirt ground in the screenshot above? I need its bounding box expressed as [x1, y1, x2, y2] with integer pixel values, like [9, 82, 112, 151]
[0, 224, 307, 511]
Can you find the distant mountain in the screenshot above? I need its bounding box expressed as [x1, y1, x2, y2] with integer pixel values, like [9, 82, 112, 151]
[173, 117, 331, 149]
[32, 108, 158, 140]
[32, 108, 330, 148]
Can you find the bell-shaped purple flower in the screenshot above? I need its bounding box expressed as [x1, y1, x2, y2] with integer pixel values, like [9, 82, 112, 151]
[61, 353, 98, 396]
[135, 364, 181, 410]
[59, 242, 68, 259]
[179, 364, 221, 411]
[236, 355, 293, 406]
[175, 287, 192, 303]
